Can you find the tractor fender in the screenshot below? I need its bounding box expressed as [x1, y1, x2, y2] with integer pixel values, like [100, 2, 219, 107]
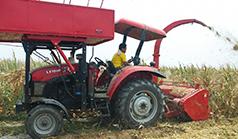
[30, 98, 70, 120]
[107, 66, 166, 100]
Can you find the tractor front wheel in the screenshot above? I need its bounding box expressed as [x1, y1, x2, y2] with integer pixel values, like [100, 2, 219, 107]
[26, 105, 63, 139]
[114, 79, 164, 128]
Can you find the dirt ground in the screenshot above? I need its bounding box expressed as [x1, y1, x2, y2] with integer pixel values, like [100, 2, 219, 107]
[0, 117, 237, 139]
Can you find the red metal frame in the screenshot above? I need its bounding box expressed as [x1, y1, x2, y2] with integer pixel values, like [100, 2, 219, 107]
[24, 35, 86, 43]
[54, 42, 76, 73]
[0, 0, 114, 45]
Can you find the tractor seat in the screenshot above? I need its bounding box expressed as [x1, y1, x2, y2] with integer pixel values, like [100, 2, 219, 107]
[106, 61, 117, 74]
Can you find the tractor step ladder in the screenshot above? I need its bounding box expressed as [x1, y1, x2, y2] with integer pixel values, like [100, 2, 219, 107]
[94, 93, 111, 118]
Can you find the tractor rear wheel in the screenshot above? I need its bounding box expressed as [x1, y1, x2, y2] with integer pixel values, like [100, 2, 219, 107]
[26, 105, 63, 139]
[113, 79, 164, 128]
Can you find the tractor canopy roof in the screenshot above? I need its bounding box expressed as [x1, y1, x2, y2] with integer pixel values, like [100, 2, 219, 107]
[115, 19, 166, 41]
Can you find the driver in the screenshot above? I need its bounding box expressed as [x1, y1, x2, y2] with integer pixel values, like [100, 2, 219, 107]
[111, 43, 130, 69]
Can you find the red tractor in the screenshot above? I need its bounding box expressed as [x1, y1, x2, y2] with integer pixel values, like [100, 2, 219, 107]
[0, 0, 209, 138]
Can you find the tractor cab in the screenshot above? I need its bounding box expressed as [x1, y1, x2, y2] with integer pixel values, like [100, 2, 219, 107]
[95, 19, 166, 89]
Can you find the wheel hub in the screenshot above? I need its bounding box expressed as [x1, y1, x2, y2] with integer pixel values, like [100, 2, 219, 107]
[133, 95, 152, 116]
[129, 90, 158, 123]
[38, 116, 51, 129]
[34, 114, 56, 135]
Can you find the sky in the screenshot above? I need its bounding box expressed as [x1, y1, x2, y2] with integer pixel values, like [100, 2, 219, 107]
[0, 0, 238, 67]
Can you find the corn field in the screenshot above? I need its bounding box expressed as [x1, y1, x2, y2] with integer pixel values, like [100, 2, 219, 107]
[0, 59, 237, 118]
[0, 58, 45, 114]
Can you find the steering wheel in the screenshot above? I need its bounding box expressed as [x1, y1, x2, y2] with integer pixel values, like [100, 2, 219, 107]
[94, 57, 107, 67]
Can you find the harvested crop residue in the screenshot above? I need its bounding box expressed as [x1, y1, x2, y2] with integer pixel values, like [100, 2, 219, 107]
[1, 117, 238, 139]
[44, 117, 238, 139]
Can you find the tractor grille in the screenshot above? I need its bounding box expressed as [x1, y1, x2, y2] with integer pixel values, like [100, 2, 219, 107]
[34, 82, 45, 96]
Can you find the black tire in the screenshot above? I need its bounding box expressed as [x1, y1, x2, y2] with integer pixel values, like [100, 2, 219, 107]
[113, 79, 164, 128]
[26, 105, 63, 139]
